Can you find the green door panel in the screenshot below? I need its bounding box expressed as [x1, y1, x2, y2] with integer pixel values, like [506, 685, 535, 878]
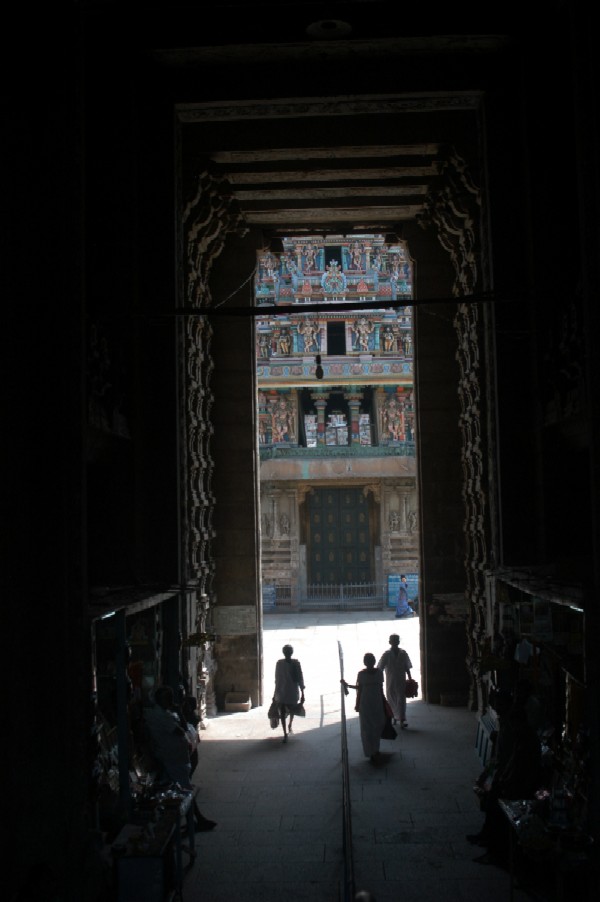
[308, 488, 371, 584]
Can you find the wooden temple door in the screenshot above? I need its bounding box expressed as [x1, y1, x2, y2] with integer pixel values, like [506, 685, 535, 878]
[308, 487, 371, 585]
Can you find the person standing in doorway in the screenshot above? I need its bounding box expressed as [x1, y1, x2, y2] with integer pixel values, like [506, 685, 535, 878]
[377, 634, 413, 729]
[394, 574, 414, 618]
[273, 644, 305, 743]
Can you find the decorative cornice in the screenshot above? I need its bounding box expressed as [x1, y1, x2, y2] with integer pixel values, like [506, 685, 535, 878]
[417, 149, 480, 298]
[179, 170, 247, 603]
[184, 169, 248, 310]
[176, 93, 483, 124]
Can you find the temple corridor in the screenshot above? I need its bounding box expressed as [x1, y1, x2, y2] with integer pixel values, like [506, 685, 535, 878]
[183, 611, 538, 902]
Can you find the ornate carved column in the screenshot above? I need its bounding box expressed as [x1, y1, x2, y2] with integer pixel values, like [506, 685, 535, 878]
[418, 148, 495, 713]
[345, 394, 362, 444]
[181, 169, 248, 717]
[312, 395, 327, 445]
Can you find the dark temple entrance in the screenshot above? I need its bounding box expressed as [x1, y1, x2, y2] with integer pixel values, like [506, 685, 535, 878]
[308, 487, 372, 584]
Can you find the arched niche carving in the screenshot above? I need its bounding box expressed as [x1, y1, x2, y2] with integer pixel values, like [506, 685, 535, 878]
[362, 483, 381, 504]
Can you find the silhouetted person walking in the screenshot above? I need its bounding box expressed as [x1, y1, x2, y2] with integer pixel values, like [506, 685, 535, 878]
[377, 634, 413, 728]
[273, 644, 305, 743]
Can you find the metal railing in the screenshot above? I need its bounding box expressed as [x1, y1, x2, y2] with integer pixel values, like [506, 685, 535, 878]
[260, 442, 416, 461]
[263, 582, 390, 613]
[338, 640, 355, 902]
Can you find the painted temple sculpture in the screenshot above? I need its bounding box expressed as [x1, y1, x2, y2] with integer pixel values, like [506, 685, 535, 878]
[256, 235, 419, 604]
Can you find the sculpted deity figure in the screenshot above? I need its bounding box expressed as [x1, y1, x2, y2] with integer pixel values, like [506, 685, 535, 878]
[321, 259, 347, 294]
[389, 253, 401, 300]
[382, 396, 404, 441]
[258, 333, 271, 359]
[278, 329, 292, 355]
[353, 316, 375, 352]
[389, 510, 401, 532]
[271, 397, 295, 443]
[260, 251, 279, 281]
[303, 243, 318, 272]
[297, 318, 321, 352]
[389, 253, 410, 300]
[371, 249, 382, 288]
[284, 253, 299, 290]
[382, 324, 396, 352]
[349, 240, 364, 271]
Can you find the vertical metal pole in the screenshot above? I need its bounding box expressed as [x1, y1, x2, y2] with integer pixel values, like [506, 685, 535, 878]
[114, 608, 131, 817]
[338, 640, 355, 902]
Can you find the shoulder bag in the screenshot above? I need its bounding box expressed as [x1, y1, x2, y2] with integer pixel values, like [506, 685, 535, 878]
[268, 699, 280, 729]
[405, 678, 419, 698]
[381, 695, 397, 740]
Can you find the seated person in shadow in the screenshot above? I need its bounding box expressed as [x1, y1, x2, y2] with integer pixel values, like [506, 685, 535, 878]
[144, 685, 217, 831]
[469, 680, 543, 865]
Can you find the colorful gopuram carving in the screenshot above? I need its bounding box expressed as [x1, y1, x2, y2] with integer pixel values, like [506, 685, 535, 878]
[257, 235, 418, 597]
[256, 235, 415, 449]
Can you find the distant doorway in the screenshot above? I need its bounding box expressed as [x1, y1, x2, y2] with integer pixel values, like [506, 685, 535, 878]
[327, 321, 346, 355]
[308, 487, 371, 584]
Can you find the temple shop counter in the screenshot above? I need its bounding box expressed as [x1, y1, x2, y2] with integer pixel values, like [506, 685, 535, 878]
[112, 788, 197, 901]
[498, 799, 594, 902]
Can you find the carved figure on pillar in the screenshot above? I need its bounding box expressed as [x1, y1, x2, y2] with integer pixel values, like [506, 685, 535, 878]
[389, 253, 409, 300]
[271, 396, 296, 443]
[277, 329, 292, 356]
[262, 512, 273, 538]
[352, 316, 375, 352]
[259, 251, 279, 282]
[401, 332, 413, 356]
[297, 318, 321, 353]
[303, 243, 318, 272]
[382, 324, 396, 352]
[372, 249, 382, 288]
[258, 333, 271, 359]
[321, 259, 347, 294]
[283, 252, 299, 290]
[382, 395, 404, 442]
[348, 240, 364, 271]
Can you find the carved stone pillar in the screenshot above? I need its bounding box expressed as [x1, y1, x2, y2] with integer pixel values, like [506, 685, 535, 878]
[345, 394, 362, 444]
[313, 396, 327, 445]
[418, 149, 494, 712]
[181, 169, 248, 714]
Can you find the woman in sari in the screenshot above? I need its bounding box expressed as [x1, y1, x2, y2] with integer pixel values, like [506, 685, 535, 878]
[343, 653, 385, 763]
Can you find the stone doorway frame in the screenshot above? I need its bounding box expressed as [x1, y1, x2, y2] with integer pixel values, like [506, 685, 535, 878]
[176, 93, 497, 712]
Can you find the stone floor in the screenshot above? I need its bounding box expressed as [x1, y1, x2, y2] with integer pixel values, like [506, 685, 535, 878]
[183, 610, 541, 902]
